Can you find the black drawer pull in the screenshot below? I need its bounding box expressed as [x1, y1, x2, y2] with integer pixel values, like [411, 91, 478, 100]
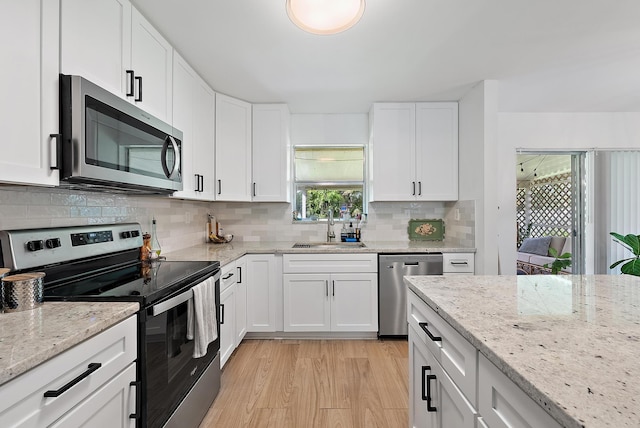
[220, 304, 225, 324]
[450, 261, 469, 265]
[419, 322, 442, 342]
[129, 381, 141, 420]
[421, 365, 430, 400]
[426, 374, 437, 412]
[44, 363, 102, 397]
[222, 273, 234, 280]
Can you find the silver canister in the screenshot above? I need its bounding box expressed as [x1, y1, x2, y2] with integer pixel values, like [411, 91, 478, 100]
[1, 272, 45, 313]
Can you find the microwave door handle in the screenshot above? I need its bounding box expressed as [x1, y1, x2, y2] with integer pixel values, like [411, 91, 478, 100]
[161, 136, 181, 180]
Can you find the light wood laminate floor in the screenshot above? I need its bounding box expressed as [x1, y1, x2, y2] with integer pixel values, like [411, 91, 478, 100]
[200, 339, 409, 428]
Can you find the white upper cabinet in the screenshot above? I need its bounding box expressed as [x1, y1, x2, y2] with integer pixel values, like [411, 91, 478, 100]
[0, 0, 60, 186]
[60, 0, 173, 122]
[130, 7, 173, 122]
[370, 102, 458, 201]
[172, 53, 215, 201]
[215, 93, 252, 201]
[251, 104, 290, 202]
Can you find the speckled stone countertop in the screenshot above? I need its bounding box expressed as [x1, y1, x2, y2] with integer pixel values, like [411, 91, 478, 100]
[166, 240, 474, 266]
[405, 274, 640, 428]
[0, 302, 139, 386]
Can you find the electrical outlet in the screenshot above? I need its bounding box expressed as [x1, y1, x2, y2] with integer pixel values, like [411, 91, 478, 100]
[454, 208, 460, 221]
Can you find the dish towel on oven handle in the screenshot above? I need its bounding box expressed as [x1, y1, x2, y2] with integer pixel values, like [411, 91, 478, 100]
[188, 276, 218, 358]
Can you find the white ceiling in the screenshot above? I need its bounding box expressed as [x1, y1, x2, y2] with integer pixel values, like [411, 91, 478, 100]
[131, 0, 640, 114]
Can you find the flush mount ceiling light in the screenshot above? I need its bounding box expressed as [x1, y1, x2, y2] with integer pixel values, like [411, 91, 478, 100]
[286, 0, 365, 35]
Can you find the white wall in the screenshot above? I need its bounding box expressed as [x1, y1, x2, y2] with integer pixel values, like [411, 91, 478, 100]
[291, 113, 368, 145]
[459, 80, 499, 274]
[497, 112, 640, 273]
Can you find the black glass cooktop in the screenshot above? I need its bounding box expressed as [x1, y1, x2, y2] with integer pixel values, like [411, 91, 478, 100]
[44, 260, 219, 307]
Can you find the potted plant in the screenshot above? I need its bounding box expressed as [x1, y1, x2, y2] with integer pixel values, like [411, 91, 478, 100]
[543, 247, 572, 274]
[609, 232, 640, 276]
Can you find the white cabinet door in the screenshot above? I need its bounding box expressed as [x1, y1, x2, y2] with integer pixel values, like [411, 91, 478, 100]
[415, 102, 458, 201]
[283, 274, 331, 332]
[220, 284, 236, 368]
[191, 75, 216, 200]
[0, 0, 59, 186]
[60, 0, 132, 99]
[50, 363, 136, 428]
[130, 7, 173, 122]
[215, 93, 252, 201]
[409, 327, 476, 428]
[245, 254, 278, 332]
[370, 102, 458, 202]
[235, 257, 248, 344]
[252, 104, 290, 202]
[369, 103, 416, 201]
[331, 273, 378, 332]
[172, 53, 215, 201]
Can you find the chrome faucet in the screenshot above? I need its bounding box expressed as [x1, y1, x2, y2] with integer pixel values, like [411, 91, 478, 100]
[326, 208, 335, 242]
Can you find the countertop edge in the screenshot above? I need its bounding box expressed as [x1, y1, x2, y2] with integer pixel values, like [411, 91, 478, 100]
[406, 281, 581, 428]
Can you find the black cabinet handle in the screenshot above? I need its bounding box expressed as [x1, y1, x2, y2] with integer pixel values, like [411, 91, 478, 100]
[129, 381, 141, 420]
[126, 70, 135, 97]
[218, 179, 222, 195]
[222, 272, 234, 280]
[135, 76, 142, 102]
[49, 133, 61, 170]
[325, 280, 329, 297]
[426, 374, 437, 412]
[200, 174, 204, 192]
[253, 182, 257, 197]
[412, 181, 416, 196]
[418, 181, 422, 196]
[44, 363, 102, 397]
[421, 365, 430, 400]
[237, 266, 242, 284]
[450, 261, 469, 265]
[195, 174, 200, 192]
[419, 322, 442, 342]
[220, 304, 225, 324]
[332, 280, 335, 297]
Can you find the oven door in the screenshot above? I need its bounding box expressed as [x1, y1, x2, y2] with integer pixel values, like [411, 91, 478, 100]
[143, 273, 220, 428]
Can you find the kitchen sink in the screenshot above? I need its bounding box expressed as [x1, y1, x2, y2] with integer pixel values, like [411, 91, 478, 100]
[292, 242, 366, 249]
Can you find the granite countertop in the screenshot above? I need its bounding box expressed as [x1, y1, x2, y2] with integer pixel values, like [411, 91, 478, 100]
[166, 240, 474, 266]
[405, 274, 640, 428]
[0, 302, 139, 386]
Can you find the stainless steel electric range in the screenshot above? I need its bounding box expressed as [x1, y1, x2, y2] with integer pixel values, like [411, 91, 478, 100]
[0, 223, 221, 428]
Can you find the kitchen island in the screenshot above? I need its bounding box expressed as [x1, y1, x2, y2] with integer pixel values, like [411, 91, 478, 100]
[405, 274, 640, 427]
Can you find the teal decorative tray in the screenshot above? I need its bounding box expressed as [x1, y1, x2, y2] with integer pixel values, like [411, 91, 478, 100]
[408, 219, 444, 241]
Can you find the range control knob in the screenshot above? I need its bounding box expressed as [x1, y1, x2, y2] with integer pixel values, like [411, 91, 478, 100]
[26, 240, 44, 252]
[130, 230, 140, 238]
[120, 231, 131, 239]
[45, 238, 61, 249]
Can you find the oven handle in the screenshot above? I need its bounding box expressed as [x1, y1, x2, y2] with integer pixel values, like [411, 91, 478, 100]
[151, 271, 221, 316]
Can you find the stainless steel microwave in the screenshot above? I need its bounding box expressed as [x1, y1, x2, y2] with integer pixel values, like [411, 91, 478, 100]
[59, 74, 183, 194]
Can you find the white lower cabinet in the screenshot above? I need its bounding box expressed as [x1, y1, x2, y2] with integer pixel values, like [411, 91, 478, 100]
[219, 282, 236, 368]
[409, 327, 477, 428]
[478, 353, 561, 428]
[245, 254, 279, 332]
[0, 316, 137, 428]
[408, 289, 562, 428]
[442, 252, 475, 275]
[282, 254, 378, 333]
[235, 257, 247, 344]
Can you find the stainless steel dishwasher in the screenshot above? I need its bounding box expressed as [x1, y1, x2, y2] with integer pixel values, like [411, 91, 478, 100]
[378, 253, 443, 337]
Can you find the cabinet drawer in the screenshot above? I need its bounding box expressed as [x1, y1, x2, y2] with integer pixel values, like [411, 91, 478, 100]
[283, 253, 377, 273]
[478, 353, 561, 428]
[221, 261, 237, 291]
[0, 316, 137, 428]
[407, 291, 477, 406]
[443, 253, 474, 273]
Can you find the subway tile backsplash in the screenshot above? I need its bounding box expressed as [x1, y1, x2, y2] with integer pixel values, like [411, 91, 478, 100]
[0, 185, 475, 253]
